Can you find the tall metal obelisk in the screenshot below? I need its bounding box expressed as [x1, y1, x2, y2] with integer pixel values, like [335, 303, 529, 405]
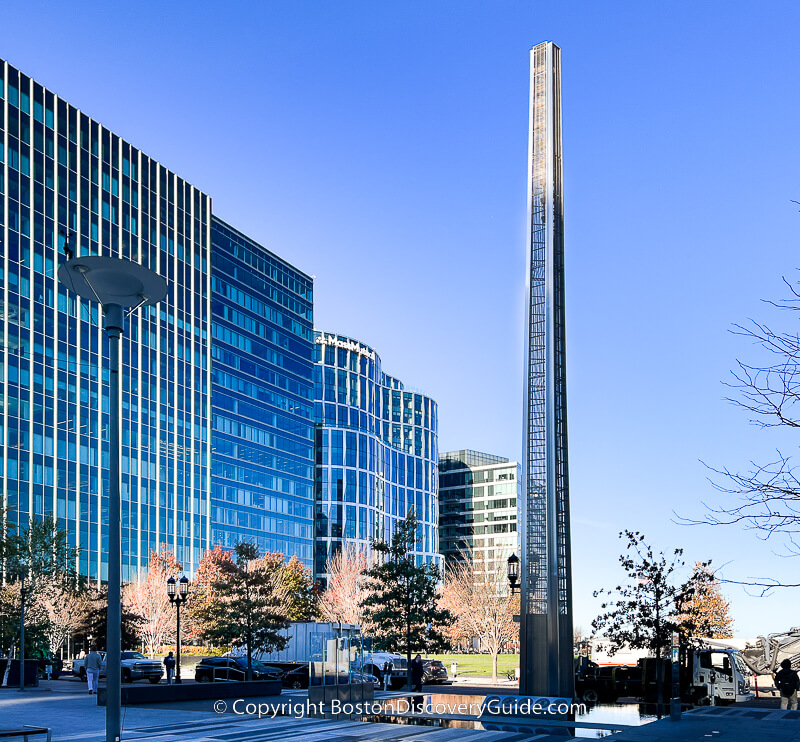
[520, 41, 574, 699]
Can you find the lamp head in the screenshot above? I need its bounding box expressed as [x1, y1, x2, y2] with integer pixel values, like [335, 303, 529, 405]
[167, 576, 176, 599]
[507, 553, 520, 592]
[179, 575, 189, 599]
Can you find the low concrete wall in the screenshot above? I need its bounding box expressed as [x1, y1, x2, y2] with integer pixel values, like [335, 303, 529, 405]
[308, 681, 374, 705]
[97, 679, 282, 706]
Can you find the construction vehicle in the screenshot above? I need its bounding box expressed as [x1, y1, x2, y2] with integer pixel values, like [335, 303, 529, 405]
[739, 628, 800, 675]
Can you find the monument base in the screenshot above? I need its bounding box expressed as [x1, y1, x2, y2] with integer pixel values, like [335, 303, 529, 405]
[478, 694, 575, 736]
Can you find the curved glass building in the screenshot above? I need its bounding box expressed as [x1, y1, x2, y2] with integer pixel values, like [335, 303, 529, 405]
[312, 332, 439, 583]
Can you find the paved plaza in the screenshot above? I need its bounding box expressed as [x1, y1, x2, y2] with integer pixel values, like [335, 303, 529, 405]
[2, 681, 800, 742]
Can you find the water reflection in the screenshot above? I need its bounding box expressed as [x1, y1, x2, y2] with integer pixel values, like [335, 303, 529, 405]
[367, 694, 657, 738]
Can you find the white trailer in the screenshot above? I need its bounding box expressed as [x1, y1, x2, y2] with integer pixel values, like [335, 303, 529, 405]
[249, 622, 361, 665]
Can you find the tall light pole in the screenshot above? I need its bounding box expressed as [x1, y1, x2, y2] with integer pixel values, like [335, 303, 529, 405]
[167, 575, 189, 684]
[58, 256, 167, 742]
[16, 570, 27, 692]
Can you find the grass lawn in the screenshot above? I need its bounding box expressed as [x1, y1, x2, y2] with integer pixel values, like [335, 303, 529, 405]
[427, 654, 519, 677]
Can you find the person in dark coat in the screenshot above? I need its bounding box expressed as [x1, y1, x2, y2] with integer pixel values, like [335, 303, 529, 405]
[775, 658, 800, 711]
[410, 654, 424, 693]
[163, 651, 176, 685]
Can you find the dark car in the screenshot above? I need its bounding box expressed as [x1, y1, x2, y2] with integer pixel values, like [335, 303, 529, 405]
[422, 659, 448, 684]
[195, 657, 284, 683]
[283, 666, 380, 690]
[283, 665, 311, 689]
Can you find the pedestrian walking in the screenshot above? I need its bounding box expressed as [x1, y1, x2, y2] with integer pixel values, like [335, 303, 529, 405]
[382, 660, 393, 691]
[775, 659, 800, 711]
[85, 646, 102, 695]
[410, 654, 424, 693]
[163, 651, 176, 685]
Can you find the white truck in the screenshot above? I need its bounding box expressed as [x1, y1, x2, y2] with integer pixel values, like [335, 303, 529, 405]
[71, 651, 163, 684]
[589, 638, 753, 705]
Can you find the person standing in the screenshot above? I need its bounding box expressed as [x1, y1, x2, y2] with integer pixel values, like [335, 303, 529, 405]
[163, 651, 176, 685]
[85, 646, 103, 695]
[775, 659, 800, 711]
[410, 654, 424, 693]
[382, 660, 393, 691]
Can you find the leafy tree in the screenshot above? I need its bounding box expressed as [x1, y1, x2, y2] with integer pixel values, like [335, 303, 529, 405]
[592, 531, 712, 701]
[185, 545, 235, 643]
[7, 516, 78, 582]
[677, 563, 734, 639]
[282, 555, 320, 621]
[361, 511, 453, 689]
[73, 585, 142, 652]
[1, 514, 80, 658]
[197, 542, 289, 680]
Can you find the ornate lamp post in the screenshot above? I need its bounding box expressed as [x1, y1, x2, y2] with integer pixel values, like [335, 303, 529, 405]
[507, 553, 520, 595]
[167, 576, 189, 683]
[58, 256, 167, 742]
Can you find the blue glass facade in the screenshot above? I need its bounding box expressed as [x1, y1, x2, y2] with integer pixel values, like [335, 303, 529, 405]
[210, 218, 315, 566]
[313, 332, 439, 583]
[0, 58, 212, 580]
[0, 58, 318, 581]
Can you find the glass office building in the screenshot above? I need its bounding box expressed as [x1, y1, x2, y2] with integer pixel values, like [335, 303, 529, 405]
[313, 332, 439, 583]
[0, 58, 212, 580]
[0, 58, 317, 581]
[210, 218, 314, 566]
[438, 450, 520, 581]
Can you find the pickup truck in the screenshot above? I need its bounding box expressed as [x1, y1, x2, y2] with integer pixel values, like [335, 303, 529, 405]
[71, 651, 164, 684]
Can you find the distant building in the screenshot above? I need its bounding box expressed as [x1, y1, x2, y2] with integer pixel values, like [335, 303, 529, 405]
[438, 450, 520, 579]
[210, 218, 315, 566]
[312, 332, 439, 583]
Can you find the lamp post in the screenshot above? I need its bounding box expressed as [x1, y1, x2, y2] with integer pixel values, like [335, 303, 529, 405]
[167, 576, 189, 684]
[58, 256, 167, 742]
[17, 571, 27, 692]
[507, 553, 520, 595]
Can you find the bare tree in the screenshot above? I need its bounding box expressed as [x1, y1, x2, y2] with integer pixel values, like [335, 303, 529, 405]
[439, 552, 518, 683]
[34, 578, 86, 656]
[124, 547, 182, 657]
[688, 278, 800, 588]
[319, 544, 374, 631]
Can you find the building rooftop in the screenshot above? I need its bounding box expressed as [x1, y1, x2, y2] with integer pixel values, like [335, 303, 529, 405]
[438, 449, 510, 471]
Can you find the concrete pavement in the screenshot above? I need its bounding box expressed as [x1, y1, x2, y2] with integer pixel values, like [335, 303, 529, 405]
[3, 679, 800, 742]
[613, 705, 800, 741]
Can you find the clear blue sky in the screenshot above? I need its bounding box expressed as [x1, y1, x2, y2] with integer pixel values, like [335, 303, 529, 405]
[6, 0, 800, 638]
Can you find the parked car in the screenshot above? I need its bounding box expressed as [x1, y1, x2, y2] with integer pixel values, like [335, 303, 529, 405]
[121, 652, 163, 684]
[422, 659, 449, 684]
[72, 651, 163, 684]
[282, 665, 380, 690]
[195, 657, 284, 683]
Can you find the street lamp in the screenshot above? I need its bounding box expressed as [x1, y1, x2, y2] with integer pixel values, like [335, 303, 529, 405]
[507, 553, 520, 595]
[167, 575, 190, 683]
[15, 570, 27, 692]
[58, 256, 167, 742]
